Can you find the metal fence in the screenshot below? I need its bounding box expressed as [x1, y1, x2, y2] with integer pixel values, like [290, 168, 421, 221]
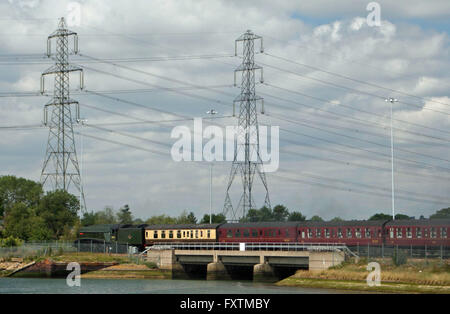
[0, 241, 137, 259]
[348, 244, 448, 260]
[150, 242, 348, 251]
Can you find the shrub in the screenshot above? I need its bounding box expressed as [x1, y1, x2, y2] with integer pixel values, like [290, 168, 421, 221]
[0, 236, 23, 247]
[392, 250, 408, 266]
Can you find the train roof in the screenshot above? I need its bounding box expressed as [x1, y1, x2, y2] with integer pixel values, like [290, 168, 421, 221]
[386, 219, 450, 227]
[145, 223, 223, 230]
[79, 224, 118, 233]
[298, 220, 389, 227]
[220, 222, 300, 228]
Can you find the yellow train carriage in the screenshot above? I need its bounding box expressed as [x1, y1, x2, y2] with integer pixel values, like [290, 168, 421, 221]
[145, 224, 221, 245]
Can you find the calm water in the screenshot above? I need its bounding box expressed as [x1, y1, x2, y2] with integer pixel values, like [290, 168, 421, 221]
[0, 278, 348, 294]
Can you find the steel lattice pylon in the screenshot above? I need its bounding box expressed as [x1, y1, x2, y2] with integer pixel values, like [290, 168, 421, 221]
[223, 30, 271, 222]
[40, 17, 86, 211]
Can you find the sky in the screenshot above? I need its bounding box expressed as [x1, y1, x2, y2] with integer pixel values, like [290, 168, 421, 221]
[0, 0, 449, 221]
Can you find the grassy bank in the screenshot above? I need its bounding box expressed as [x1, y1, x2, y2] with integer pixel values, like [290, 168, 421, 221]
[0, 253, 160, 278]
[277, 258, 450, 294]
[81, 263, 171, 280]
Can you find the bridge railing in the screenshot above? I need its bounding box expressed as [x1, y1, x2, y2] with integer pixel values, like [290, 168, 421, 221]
[149, 242, 350, 253]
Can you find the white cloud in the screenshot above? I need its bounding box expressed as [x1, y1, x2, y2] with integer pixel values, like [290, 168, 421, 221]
[0, 0, 449, 220]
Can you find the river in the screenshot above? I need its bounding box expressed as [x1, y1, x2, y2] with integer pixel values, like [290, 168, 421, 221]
[0, 278, 349, 294]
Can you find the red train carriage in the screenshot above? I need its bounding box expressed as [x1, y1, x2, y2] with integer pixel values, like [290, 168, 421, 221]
[296, 220, 388, 246]
[218, 222, 299, 243]
[385, 219, 450, 247]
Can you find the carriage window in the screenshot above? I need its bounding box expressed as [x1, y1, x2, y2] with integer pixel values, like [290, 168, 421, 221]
[431, 227, 436, 239]
[316, 229, 321, 238]
[347, 228, 352, 238]
[442, 228, 447, 238]
[145, 231, 149, 238]
[161, 231, 166, 239]
[285, 229, 289, 237]
[200, 231, 203, 237]
[396, 228, 402, 238]
[227, 230, 232, 238]
[325, 228, 330, 238]
[260, 230, 263, 236]
[406, 228, 412, 239]
[235, 229, 241, 237]
[278, 229, 281, 236]
[390, 228, 394, 238]
[378, 229, 382, 237]
[243, 229, 250, 238]
[416, 227, 422, 238]
[207, 230, 211, 238]
[365, 228, 370, 238]
[308, 229, 312, 238]
[338, 228, 343, 238]
[355, 228, 361, 239]
[424, 228, 428, 238]
[177, 231, 181, 239]
[169, 231, 174, 239]
[252, 229, 258, 237]
[153, 231, 158, 238]
[195, 230, 199, 238]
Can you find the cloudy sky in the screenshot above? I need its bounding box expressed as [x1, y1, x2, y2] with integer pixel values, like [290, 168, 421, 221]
[0, 0, 449, 221]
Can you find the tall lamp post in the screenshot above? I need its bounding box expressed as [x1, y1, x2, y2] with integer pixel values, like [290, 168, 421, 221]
[206, 109, 217, 224]
[385, 98, 398, 220]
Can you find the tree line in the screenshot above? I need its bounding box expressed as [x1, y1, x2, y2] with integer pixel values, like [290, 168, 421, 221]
[1, 175, 449, 244]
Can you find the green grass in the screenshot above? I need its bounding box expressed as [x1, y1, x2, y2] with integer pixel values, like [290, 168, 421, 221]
[49, 252, 132, 264]
[277, 258, 450, 293]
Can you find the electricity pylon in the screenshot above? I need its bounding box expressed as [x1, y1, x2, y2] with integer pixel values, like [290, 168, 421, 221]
[223, 30, 271, 222]
[40, 17, 86, 211]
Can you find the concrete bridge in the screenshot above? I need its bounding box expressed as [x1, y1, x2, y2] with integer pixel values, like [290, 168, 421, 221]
[145, 243, 348, 281]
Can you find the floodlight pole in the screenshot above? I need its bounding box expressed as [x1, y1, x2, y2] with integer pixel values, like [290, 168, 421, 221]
[206, 109, 218, 224]
[385, 98, 398, 220]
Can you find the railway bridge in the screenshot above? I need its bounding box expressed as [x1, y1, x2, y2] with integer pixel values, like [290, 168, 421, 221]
[145, 243, 353, 281]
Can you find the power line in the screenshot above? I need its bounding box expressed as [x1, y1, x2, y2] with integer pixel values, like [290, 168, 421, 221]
[260, 61, 450, 116]
[265, 82, 450, 137]
[264, 52, 450, 108]
[260, 91, 450, 144]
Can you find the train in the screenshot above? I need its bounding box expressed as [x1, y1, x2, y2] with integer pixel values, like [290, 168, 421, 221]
[76, 218, 450, 251]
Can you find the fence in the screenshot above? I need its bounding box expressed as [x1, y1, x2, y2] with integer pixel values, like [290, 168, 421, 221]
[348, 244, 448, 261]
[0, 241, 137, 259]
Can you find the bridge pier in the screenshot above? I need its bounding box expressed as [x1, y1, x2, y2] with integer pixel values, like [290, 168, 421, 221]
[253, 263, 278, 282]
[206, 261, 232, 280]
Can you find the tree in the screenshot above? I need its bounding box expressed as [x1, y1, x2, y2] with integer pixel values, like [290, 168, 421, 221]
[394, 214, 411, 220]
[81, 211, 97, 226]
[36, 190, 79, 239]
[310, 215, 324, 222]
[95, 207, 117, 224]
[133, 218, 144, 225]
[177, 211, 197, 224]
[145, 214, 177, 225]
[0, 175, 43, 218]
[117, 204, 133, 224]
[273, 204, 289, 221]
[368, 213, 392, 221]
[4, 203, 52, 241]
[288, 211, 306, 222]
[430, 207, 450, 219]
[200, 214, 227, 224]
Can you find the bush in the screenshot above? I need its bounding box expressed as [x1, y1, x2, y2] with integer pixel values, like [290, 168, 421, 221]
[0, 236, 23, 247]
[392, 250, 408, 266]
